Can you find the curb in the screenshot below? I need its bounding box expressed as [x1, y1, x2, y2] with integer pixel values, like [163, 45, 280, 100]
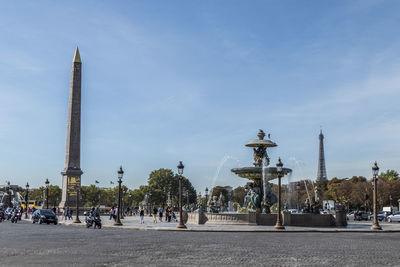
[57, 221, 400, 233]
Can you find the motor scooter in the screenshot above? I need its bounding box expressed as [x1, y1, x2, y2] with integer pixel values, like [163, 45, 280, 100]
[10, 210, 20, 223]
[84, 212, 102, 229]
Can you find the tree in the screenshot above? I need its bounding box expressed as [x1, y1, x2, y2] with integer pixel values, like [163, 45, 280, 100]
[27, 185, 61, 208]
[48, 185, 62, 207]
[130, 189, 145, 207]
[380, 170, 400, 181]
[145, 168, 196, 207]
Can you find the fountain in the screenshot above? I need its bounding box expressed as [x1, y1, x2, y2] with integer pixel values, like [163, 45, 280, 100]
[0, 183, 23, 208]
[231, 129, 291, 213]
[186, 129, 346, 227]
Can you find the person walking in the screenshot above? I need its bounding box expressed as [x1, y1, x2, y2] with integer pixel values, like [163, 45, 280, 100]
[152, 207, 158, 223]
[165, 206, 172, 222]
[26, 207, 30, 219]
[139, 207, 145, 224]
[109, 206, 114, 220]
[113, 207, 118, 221]
[64, 207, 70, 220]
[158, 206, 163, 222]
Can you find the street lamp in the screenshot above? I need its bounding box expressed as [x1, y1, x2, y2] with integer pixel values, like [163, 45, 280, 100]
[275, 158, 285, 230]
[5, 181, 11, 208]
[148, 192, 152, 216]
[45, 179, 50, 209]
[296, 182, 301, 211]
[176, 161, 187, 229]
[389, 195, 393, 213]
[205, 187, 209, 211]
[371, 161, 382, 230]
[25, 182, 29, 219]
[73, 185, 81, 223]
[114, 166, 124, 226]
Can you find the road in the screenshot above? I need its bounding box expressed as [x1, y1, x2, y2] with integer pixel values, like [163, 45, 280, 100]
[0, 220, 399, 266]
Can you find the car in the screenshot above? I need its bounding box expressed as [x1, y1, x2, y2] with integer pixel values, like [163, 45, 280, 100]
[377, 211, 392, 221]
[32, 209, 58, 225]
[387, 212, 400, 223]
[354, 211, 369, 221]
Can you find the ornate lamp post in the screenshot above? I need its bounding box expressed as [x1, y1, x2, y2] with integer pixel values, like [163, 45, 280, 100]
[148, 192, 152, 216]
[25, 182, 29, 219]
[45, 179, 50, 209]
[114, 166, 124, 226]
[5, 181, 11, 208]
[176, 161, 187, 229]
[371, 161, 382, 230]
[73, 185, 81, 223]
[275, 158, 285, 230]
[205, 187, 209, 211]
[389, 195, 393, 213]
[296, 182, 301, 211]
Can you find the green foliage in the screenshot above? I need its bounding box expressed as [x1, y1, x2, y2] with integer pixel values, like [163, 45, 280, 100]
[28, 185, 61, 208]
[380, 170, 400, 181]
[145, 168, 197, 207]
[81, 185, 102, 207]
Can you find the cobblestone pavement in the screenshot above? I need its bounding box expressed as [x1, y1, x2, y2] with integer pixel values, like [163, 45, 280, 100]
[1, 220, 400, 266]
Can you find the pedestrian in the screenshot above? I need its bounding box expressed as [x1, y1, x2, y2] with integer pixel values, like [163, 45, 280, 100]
[140, 207, 145, 224]
[152, 207, 157, 223]
[64, 207, 70, 220]
[69, 209, 73, 220]
[158, 206, 163, 222]
[113, 207, 118, 221]
[109, 206, 114, 220]
[165, 206, 172, 222]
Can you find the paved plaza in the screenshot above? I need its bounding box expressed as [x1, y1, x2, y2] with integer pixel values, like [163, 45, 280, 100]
[1, 220, 400, 266]
[59, 214, 400, 232]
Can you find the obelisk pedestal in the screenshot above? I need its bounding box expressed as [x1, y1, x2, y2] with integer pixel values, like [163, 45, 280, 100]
[59, 47, 83, 208]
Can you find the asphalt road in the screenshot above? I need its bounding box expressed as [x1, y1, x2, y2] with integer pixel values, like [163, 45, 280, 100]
[1, 221, 399, 266]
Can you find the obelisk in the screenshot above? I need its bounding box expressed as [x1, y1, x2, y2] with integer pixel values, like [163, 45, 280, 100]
[59, 47, 83, 208]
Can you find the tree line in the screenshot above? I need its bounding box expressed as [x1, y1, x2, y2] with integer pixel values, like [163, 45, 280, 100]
[16, 169, 400, 212]
[19, 168, 197, 209]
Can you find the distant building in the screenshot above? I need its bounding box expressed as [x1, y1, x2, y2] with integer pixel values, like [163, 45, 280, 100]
[317, 130, 328, 181]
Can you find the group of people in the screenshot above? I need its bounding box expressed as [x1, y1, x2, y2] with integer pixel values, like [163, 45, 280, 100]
[62, 207, 73, 220]
[107, 205, 177, 224]
[150, 206, 176, 224]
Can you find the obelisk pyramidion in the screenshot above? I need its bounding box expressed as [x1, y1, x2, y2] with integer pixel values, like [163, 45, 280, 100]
[316, 130, 327, 181]
[59, 47, 83, 208]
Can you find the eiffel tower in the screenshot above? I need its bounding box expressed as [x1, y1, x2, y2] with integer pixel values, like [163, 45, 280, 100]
[317, 130, 327, 181]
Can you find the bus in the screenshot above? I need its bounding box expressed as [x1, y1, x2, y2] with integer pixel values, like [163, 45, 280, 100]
[21, 200, 44, 210]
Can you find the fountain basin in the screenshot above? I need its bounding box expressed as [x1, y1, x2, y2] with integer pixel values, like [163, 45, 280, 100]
[231, 166, 292, 181]
[186, 211, 345, 227]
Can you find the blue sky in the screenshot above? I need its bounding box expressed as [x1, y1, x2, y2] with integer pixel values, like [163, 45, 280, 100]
[1, 1, 400, 192]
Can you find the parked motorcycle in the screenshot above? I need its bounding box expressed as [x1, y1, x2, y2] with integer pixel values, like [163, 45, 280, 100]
[0, 211, 4, 222]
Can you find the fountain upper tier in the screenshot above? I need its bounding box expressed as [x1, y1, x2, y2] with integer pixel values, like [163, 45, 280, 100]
[231, 129, 292, 184]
